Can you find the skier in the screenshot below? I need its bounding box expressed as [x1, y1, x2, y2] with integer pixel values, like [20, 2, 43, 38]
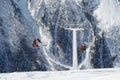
[32, 38, 41, 48]
[80, 45, 86, 53]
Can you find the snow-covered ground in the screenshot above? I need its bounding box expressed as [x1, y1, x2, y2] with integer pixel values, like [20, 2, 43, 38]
[0, 68, 120, 80]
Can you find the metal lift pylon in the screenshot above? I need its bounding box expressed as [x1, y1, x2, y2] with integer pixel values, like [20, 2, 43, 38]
[64, 27, 85, 69]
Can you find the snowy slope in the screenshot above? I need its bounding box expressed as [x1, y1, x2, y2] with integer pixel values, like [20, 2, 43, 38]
[0, 68, 120, 80]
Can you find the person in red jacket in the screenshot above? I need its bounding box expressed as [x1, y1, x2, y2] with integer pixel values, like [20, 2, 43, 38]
[80, 45, 86, 53]
[32, 38, 41, 48]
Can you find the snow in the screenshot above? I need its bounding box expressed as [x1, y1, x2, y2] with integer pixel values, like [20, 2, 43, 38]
[94, 0, 120, 67]
[0, 68, 120, 80]
[16, 0, 33, 23]
[79, 46, 93, 69]
[28, 0, 42, 18]
[53, 1, 62, 55]
[42, 45, 71, 69]
[94, 0, 120, 30]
